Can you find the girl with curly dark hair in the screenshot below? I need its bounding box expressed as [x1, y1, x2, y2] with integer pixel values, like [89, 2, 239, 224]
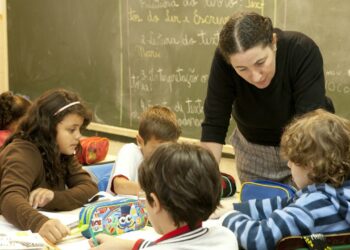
[0, 89, 98, 243]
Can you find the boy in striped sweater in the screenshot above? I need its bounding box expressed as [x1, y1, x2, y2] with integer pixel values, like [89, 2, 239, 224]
[220, 109, 350, 250]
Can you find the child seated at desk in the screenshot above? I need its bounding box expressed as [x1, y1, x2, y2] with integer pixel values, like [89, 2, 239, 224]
[106, 105, 181, 195]
[90, 142, 238, 249]
[219, 109, 350, 250]
[0, 89, 98, 244]
[0, 91, 31, 146]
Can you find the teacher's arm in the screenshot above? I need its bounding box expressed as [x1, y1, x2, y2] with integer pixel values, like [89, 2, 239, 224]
[201, 48, 236, 162]
[290, 35, 329, 114]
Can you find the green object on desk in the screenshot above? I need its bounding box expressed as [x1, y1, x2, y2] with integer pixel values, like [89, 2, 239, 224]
[91, 233, 99, 246]
[70, 224, 89, 235]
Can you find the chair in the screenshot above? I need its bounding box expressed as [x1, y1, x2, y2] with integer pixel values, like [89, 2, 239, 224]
[83, 161, 114, 191]
[276, 232, 350, 250]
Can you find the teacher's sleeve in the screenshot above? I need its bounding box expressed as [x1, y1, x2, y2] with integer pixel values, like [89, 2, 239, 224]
[290, 37, 329, 114]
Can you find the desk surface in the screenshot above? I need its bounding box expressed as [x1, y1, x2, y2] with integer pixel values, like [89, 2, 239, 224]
[0, 196, 236, 250]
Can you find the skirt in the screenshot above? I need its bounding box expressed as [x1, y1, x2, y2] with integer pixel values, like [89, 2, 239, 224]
[231, 128, 292, 185]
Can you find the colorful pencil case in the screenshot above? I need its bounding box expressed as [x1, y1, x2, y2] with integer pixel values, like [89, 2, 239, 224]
[240, 180, 297, 202]
[79, 198, 148, 238]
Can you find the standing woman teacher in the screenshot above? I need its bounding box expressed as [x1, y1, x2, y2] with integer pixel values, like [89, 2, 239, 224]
[201, 12, 334, 184]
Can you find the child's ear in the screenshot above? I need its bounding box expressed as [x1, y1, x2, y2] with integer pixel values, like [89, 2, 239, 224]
[149, 192, 161, 213]
[136, 134, 144, 146]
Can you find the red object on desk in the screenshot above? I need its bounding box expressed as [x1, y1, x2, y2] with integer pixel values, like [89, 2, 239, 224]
[76, 137, 109, 165]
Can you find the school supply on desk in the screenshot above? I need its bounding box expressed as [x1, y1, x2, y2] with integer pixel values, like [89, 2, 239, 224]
[69, 224, 89, 235]
[240, 180, 296, 202]
[79, 197, 148, 239]
[0, 231, 57, 250]
[220, 172, 236, 198]
[83, 161, 114, 191]
[76, 137, 109, 165]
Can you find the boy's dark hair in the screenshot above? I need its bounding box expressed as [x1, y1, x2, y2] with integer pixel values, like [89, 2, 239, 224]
[138, 142, 222, 230]
[3, 88, 91, 186]
[138, 105, 181, 144]
[281, 109, 350, 187]
[0, 91, 31, 129]
[219, 11, 273, 63]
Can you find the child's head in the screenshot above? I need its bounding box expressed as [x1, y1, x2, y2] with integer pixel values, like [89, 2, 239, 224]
[12, 89, 91, 185]
[17, 88, 91, 147]
[281, 109, 350, 189]
[138, 142, 222, 232]
[137, 105, 181, 159]
[0, 91, 31, 131]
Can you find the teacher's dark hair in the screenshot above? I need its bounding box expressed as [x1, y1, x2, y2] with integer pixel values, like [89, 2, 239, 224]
[219, 12, 274, 63]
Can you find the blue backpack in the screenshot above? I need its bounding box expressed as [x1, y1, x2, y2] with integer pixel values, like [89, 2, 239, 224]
[240, 179, 297, 202]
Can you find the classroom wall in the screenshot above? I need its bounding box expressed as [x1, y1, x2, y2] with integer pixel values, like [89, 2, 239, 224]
[0, 0, 8, 92]
[5, 0, 350, 148]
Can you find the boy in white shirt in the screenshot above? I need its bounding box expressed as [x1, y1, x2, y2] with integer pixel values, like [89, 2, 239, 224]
[106, 105, 181, 195]
[90, 142, 238, 250]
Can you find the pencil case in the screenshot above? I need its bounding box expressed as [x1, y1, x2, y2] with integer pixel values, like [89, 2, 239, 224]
[76, 136, 109, 165]
[79, 197, 148, 238]
[240, 180, 297, 202]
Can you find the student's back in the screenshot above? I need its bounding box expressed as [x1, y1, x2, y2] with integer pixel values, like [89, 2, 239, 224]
[90, 142, 238, 250]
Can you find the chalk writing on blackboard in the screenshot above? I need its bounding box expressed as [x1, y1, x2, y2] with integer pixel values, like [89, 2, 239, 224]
[124, 0, 265, 139]
[11, 1, 350, 141]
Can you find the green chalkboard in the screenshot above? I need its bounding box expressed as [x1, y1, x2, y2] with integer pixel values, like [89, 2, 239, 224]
[277, 0, 350, 122]
[7, 0, 350, 142]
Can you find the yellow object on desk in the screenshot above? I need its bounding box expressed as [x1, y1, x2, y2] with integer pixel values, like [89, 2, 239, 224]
[70, 224, 89, 236]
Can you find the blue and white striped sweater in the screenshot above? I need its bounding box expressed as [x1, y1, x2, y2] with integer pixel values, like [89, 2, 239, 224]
[221, 181, 350, 250]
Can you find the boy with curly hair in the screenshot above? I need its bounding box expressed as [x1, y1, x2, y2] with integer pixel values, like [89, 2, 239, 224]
[220, 109, 350, 250]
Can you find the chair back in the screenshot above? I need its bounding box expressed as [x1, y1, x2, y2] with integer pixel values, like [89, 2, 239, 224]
[83, 161, 114, 191]
[276, 232, 350, 250]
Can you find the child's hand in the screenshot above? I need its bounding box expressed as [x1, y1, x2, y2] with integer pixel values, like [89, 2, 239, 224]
[210, 198, 234, 219]
[89, 234, 136, 250]
[29, 188, 54, 208]
[38, 219, 69, 244]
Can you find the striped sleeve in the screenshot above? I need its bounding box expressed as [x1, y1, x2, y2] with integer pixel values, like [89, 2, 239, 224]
[233, 196, 290, 220]
[221, 198, 314, 250]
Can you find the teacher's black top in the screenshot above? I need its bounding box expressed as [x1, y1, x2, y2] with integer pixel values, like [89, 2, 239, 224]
[201, 29, 332, 146]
